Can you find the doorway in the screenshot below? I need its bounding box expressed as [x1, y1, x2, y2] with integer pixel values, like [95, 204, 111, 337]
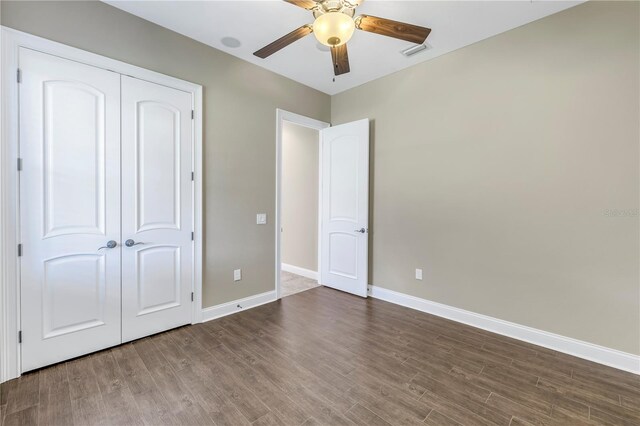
[275, 110, 370, 300]
[276, 110, 329, 298]
[281, 121, 321, 297]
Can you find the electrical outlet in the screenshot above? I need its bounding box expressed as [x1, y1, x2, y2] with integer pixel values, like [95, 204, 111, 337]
[415, 268, 423, 280]
[234, 269, 242, 281]
[256, 213, 267, 225]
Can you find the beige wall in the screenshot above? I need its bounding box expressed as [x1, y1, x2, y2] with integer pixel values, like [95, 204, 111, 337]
[331, 1, 640, 354]
[281, 122, 319, 272]
[0, 0, 331, 308]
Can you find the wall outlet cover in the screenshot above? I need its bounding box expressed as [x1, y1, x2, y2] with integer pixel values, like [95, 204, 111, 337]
[256, 213, 267, 225]
[415, 268, 423, 280]
[234, 269, 242, 281]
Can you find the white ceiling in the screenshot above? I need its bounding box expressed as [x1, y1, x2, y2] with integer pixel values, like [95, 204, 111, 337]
[104, 0, 583, 95]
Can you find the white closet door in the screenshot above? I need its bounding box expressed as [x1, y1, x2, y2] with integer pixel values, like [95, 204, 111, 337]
[19, 48, 122, 372]
[121, 76, 193, 342]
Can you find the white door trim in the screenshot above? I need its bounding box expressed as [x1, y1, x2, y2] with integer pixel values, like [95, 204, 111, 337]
[0, 26, 204, 382]
[275, 109, 329, 300]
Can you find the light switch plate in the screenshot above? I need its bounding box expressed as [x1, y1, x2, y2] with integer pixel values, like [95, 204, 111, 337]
[415, 269, 423, 280]
[256, 213, 267, 225]
[234, 269, 242, 281]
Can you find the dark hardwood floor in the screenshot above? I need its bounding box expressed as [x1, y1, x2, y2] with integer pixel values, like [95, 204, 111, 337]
[1, 286, 639, 426]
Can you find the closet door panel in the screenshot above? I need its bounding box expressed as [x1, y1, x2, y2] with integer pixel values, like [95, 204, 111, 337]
[19, 48, 122, 372]
[121, 76, 193, 342]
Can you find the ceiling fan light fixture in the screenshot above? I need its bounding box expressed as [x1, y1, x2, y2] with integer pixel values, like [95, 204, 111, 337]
[313, 12, 355, 47]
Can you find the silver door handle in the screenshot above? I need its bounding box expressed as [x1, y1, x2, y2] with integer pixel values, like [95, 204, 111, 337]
[98, 240, 117, 250]
[125, 239, 144, 247]
[354, 228, 367, 234]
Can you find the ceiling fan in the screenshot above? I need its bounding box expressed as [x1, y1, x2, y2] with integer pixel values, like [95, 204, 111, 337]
[253, 0, 431, 76]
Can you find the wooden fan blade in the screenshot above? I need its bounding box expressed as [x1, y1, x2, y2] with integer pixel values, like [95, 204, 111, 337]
[283, 0, 317, 10]
[331, 44, 350, 76]
[356, 15, 431, 44]
[253, 25, 313, 59]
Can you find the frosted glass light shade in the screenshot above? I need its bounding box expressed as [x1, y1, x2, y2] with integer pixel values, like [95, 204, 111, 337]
[313, 12, 355, 47]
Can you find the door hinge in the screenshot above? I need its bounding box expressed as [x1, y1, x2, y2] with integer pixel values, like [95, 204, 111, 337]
[18, 330, 22, 343]
[191, 110, 194, 119]
[17, 244, 22, 257]
[191, 232, 194, 241]
[191, 171, 194, 181]
[17, 68, 22, 83]
[191, 292, 194, 302]
[17, 158, 22, 171]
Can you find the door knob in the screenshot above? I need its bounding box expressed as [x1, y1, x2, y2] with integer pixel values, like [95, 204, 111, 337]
[125, 239, 144, 247]
[98, 240, 117, 250]
[354, 228, 367, 234]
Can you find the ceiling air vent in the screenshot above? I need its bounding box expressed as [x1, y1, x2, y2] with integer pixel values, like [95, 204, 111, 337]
[401, 43, 431, 57]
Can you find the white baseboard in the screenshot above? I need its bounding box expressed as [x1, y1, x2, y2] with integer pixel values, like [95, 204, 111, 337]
[281, 263, 318, 281]
[201, 290, 277, 323]
[367, 285, 640, 375]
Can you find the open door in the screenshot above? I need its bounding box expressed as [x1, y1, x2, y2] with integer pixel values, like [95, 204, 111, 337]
[319, 119, 369, 297]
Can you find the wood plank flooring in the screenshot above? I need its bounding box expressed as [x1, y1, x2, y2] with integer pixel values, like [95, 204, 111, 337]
[1, 286, 639, 426]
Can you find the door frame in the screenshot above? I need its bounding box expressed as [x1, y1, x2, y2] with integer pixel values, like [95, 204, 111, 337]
[0, 27, 204, 383]
[275, 109, 329, 300]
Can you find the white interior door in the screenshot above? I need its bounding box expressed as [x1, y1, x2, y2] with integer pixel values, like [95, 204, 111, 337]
[19, 48, 122, 371]
[320, 119, 369, 297]
[121, 76, 194, 342]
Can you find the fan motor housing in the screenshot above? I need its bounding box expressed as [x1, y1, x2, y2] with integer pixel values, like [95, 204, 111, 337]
[313, 0, 357, 18]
